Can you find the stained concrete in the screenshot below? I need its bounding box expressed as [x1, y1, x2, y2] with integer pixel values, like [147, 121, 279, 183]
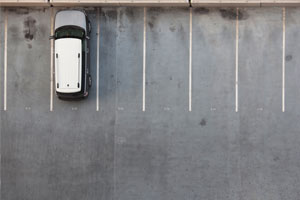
[1, 6, 300, 200]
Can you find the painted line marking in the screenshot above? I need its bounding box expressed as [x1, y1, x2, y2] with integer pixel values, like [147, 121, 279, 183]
[71, 107, 78, 111]
[0, 11, 1, 111]
[189, 8, 192, 112]
[164, 107, 170, 111]
[235, 8, 239, 113]
[25, 106, 31, 111]
[96, 8, 100, 111]
[117, 107, 124, 111]
[50, 8, 54, 111]
[142, 7, 146, 112]
[282, 7, 286, 112]
[3, 9, 7, 111]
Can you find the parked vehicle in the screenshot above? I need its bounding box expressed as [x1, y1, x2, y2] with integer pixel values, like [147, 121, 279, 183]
[51, 10, 92, 100]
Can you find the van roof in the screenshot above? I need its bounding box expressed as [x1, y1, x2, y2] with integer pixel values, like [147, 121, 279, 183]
[55, 38, 82, 93]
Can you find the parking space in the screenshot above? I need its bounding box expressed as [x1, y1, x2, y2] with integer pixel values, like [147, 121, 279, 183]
[51, 8, 97, 113]
[115, 7, 143, 112]
[239, 8, 282, 111]
[1, 6, 300, 200]
[5, 8, 50, 111]
[192, 8, 236, 112]
[146, 7, 189, 112]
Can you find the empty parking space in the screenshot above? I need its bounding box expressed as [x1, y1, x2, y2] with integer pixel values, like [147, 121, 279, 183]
[146, 7, 189, 112]
[115, 7, 143, 112]
[6, 8, 50, 111]
[192, 8, 236, 113]
[239, 8, 282, 111]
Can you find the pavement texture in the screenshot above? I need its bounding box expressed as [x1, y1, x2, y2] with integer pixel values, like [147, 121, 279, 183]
[1, 6, 300, 200]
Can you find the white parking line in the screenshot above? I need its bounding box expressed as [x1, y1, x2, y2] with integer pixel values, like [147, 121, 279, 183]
[282, 7, 286, 113]
[0, 12, 1, 110]
[96, 8, 100, 111]
[50, 8, 54, 111]
[3, 9, 7, 111]
[142, 7, 146, 112]
[235, 8, 239, 113]
[189, 8, 192, 112]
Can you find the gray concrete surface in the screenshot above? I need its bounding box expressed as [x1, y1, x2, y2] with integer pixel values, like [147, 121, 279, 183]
[1, 6, 300, 200]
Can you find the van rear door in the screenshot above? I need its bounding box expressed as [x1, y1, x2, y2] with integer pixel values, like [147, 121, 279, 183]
[55, 38, 82, 93]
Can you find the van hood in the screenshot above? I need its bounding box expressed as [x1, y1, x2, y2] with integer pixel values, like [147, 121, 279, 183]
[55, 38, 82, 93]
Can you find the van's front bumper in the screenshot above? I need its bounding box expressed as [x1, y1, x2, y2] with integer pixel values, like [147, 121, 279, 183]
[56, 91, 88, 100]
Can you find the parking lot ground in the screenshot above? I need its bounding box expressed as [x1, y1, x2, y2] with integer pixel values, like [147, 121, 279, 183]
[1, 6, 300, 200]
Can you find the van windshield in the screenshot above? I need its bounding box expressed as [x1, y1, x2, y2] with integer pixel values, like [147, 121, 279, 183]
[55, 26, 85, 39]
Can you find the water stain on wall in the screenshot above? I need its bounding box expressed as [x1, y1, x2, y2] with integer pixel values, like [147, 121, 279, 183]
[199, 119, 206, 126]
[102, 10, 117, 21]
[38, 24, 47, 38]
[8, 7, 29, 15]
[194, 7, 210, 15]
[219, 8, 249, 20]
[148, 21, 154, 29]
[169, 25, 176, 32]
[124, 7, 136, 22]
[148, 7, 165, 14]
[9, 25, 20, 40]
[23, 16, 37, 41]
[285, 55, 293, 61]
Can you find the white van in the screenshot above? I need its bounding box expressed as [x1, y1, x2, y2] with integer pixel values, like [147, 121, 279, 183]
[52, 10, 92, 100]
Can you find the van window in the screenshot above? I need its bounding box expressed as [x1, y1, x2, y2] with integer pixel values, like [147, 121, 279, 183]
[81, 39, 85, 69]
[55, 26, 85, 39]
[82, 39, 85, 53]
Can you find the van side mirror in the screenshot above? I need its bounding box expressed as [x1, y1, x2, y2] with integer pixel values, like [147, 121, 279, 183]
[86, 36, 90, 40]
[49, 35, 55, 40]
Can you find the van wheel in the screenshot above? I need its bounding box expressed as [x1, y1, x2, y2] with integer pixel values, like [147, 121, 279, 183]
[88, 75, 92, 88]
